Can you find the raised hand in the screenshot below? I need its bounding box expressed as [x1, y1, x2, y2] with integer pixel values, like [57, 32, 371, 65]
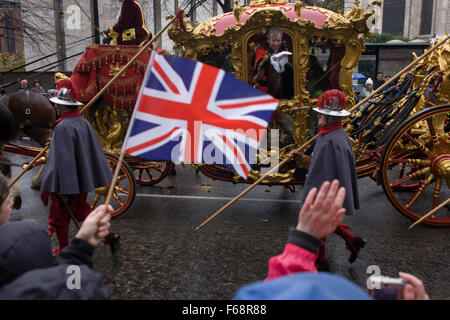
[296, 180, 346, 239]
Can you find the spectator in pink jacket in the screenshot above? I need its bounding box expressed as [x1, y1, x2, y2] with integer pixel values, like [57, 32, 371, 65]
[234, 180, 429, 300]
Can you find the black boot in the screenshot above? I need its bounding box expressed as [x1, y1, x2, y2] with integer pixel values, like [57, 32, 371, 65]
[348, 237, 366, 263]
[105, 233, 121, 254]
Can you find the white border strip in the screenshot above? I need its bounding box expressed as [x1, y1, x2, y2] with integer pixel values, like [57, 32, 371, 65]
[131, 193, 301, 204]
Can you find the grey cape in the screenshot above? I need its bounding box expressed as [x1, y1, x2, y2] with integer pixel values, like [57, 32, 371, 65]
[41, 115, 113, 194]
[301, 128, 359, 216]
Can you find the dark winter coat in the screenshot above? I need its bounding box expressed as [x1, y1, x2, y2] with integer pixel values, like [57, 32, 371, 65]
[0, 220, 53, 287]
[0, 220, 110, 299]
[41, 115, 113, 194]
[0, 264, 109, 299]
[301, 128, 359, 216]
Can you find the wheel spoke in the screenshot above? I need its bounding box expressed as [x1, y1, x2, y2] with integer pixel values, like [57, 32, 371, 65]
[403, 133, 435, 157]
[426, 117, 439, 148]
[432, 178, 442, 210]
[91, 194, 101, 208]
[390, 167, 430, 187]
[112, 192, 124, 207]
[391, 158, 431, 166]
[145, 168, 154, 180]
[114, 185, 129, 195]
[405, 174, 434, 209]
[399, 163, 406, 179]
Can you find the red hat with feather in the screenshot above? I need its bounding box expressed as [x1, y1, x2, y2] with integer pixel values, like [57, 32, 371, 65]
[49, 79, 83, 106]
[313, 89, 350, 117]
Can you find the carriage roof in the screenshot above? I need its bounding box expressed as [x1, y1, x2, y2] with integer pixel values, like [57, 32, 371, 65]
[170, 0, 374, 39]
[194, 1, 351, 37]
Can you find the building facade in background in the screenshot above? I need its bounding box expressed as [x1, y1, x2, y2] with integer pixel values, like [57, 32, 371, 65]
[9, 0, 219, 73]
[344, 0, 449, 40]
[8, 1, 449, 77]
[0, 0, 25, 72]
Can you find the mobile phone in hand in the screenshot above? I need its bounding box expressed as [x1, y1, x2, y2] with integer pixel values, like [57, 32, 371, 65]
[368, 276, 409, 300]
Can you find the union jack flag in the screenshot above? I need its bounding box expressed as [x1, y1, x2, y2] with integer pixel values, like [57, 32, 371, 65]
[123, 53, 279, 179]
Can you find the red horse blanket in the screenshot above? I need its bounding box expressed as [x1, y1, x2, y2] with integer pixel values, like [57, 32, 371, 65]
[71, 44, 151, 110]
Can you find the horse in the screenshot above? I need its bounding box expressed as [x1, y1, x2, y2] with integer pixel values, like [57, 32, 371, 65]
[0, 90, 56, 207]
[0, 89, 56, 145]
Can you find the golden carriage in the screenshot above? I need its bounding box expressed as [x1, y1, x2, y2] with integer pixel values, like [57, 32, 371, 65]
[166, 0, 450, 226]
[63, 0, 449, 226]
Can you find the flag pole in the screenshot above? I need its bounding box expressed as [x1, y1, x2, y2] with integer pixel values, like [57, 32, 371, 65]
[408, 198, 450, 229]
[8, 144, 48, 189]
[104, 44, 159, 207]
[195, 34, 450, 230]
[195, 134, 318, 231]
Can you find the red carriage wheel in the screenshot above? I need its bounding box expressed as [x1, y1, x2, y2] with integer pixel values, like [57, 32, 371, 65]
[126, 158, 172, 185]
[380, 104, 450, 227]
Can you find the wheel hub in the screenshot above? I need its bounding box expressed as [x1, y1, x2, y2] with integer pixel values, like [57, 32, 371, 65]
[432, 154, 450, 186]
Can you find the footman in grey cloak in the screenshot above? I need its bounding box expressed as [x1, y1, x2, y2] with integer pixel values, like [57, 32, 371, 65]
[294, 89, 365, 270]
[40, 79, 120, 253]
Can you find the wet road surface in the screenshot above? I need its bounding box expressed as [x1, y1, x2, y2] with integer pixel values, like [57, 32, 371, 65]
[8, 153, 450, 300]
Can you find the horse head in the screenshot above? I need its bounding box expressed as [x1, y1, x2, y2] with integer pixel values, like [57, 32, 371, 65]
[4, 90, 56, 146]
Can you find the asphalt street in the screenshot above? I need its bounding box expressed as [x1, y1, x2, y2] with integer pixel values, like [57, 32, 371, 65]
[7, 152, 450, 300]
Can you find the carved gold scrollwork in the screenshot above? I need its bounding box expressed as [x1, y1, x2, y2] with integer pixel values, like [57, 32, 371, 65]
[249, 0, 289, 5]
[436, 36, 450, 105]
[86, 104, 130, 155]
[233, 0, 245, 25]
[341, 37, 363, 107]
[294, 0, 304, 19]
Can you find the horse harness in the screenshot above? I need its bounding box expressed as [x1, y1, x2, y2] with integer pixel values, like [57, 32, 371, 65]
[17, 90, 54, 130]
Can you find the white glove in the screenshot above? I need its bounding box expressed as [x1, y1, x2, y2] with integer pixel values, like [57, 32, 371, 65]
[270, 51, 292, 73]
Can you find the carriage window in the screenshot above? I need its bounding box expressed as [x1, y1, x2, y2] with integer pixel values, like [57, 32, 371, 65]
[306, 47, 330, 99]
[247, 31, 295, 159]
[247, 32, 293, 99]
[306, 43, 345, 96]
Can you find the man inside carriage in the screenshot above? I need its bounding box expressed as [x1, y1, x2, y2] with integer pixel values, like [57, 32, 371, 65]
[103, 0, 152, 46]
[252, 27, 294, 100]
[252, 27, 295, 147]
